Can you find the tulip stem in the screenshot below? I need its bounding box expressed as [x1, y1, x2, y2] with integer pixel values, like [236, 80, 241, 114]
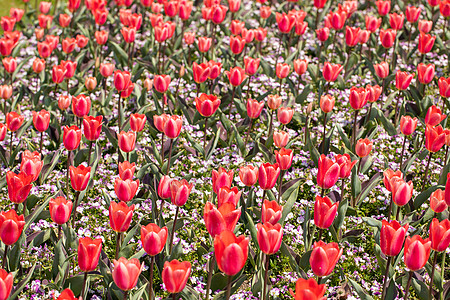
[399, 135, 407, 171]
[9, 132, 13, 160]
[381, 256, 391, 300]
[277, 170, 284, 203]
[81, 272, 88, 299]
[267, 110, 274, 141]
[2, 245, 8, 270]
[357, 159, 362, 174]
[87, 141, 93, 166]
[169, 206, 179, 254]
[422, 152, 433, 192]
[123, 291, 128, 300]
[203, 117, 208, 152]
[57, 225, 62, 240]
[172, 293, 176, 300]
[226, 275, 232, 300]
[39, 131, 43, 155]
[404, 271, 413, 300]
[244, 119, 253, 145]
[317, 228, 323, 241]
[387, 201, 394, 223]
[429, 251, 438, 300]
[262, 254, 270, 300]
[395, 205, 401, 221]
[352, 110, 359, 151]
[118, 96, 123, 132]
[166, 139, 173, 175]
[115, 231, 121, 259]
[445, 146, 449, 166]
[161, 133, 165, 162]
[440, 252, 446, 300]
[321, 112, 327, 154]
[148, 256, 155, 300]
[340, 178, 345, 203]
[66, 151, 71, 196]
[71, 191, 80, 228]
[205, 255, 215, 300]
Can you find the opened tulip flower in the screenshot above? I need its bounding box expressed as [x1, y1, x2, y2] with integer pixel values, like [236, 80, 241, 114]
[32, 110, 50, 132]
[425, 125, 446, 153]
[289, 278, 325, 300]
[314, 195, 338, 229]
[217, 187, 241, 207]
[49, 197, 73, 225]
[56, 289, 78, 300]
[261, 199, 282, 225]
[170, 179, 193, 206]
[277, 107, 294, 124]
[355, 138, 373, 158]
[83, 115, 103, 141]
[109, 201, 135, 232]
[6, 171, 33, 204]
[0, 209, 24, 246]
[163, 115, 182, 139]
[275, 148, 293, 170]
[247, 98, 264, 119]
[204, 202, 241, 237]
[391, 178, 413, 207]
[429, 218, 450, 252]
[20, 150, 43, 182]
[195, 94, 221, 117]
[226, 66, 247, 86]
[425, 105, 446, 127]
[417, 63, 435, 84]
[322, 62, 343, 82]
[0, 269, 13, 300]
[162, 259, 191, 293]
[6, 112, 24, 132]
[214, 229, 249, 276]
[257, 222, 283, 255]
[317, 154, 340, 190]
[114, 178, 139, 202]
[380, 220, 408, 256]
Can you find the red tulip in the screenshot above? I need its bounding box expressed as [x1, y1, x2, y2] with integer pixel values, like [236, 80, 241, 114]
[6, 111, 24, 132]
[289, 278, 325, 300]
[417, 63, 435, 84]
[217, 187, 241, 207]
[247, 98, 264, 119]
[419, 20, 432, 33]
[100, 63, 115, 77]
[163, 115, 182, 139]
[425, 124, 446, 152]
[78, 237, 102, 272]
[257, 222, 283, 255]
[118, 130, 136, 153]
[441, 0, 450, 17]
[210, 4, 228, 24]
[404, 235, 431, 271]
[317, 154, 340, 190]
[153, 74, 171, 93]
[63, 125, 82, 151]
[112, 257, 143, 291]
[335, 154, 357, 179]
[56, 289, 78, 300]
[244, 57, 260, 76]
[69, 164, 91, 191]
[349, 87, 368, 110]
[379, 29, 396, 48]
[439, 77, 450, 98]
[258, 163, 280, 190]
[316, 27, 329, 42]
[214, 229, 249, 276]
[322, 62, 343, 82]
[10, 8, 24, 22]
[238, 165, 258, 186]
[366, 84, 382, 103]
[355, 138, 373, 157]
[170, 179, 193, 206]
[114, 70, 132, 92]
[153, 114, 169, 132]
[380, 220, 408, 256]
[20, 150, 43, 182]
[95, 30, 108, 45]
[141, 223, 168, 256]
[261, 199, 282, 225]
[391, 178, 413, 206]
[376, 0, 390, 16]
[0, 124, 6, 141]
[328, 8, 347, 30]
[395, 71, 414, 90]
[198, 37, 212, 52]
[71, 94, 91, 118]
[0, 209, 24, 245]
[374, 61, 389, 78]
[51, 65, 66, 84]
[400, 116, 418, 136]
[275, 148, 293, 170]
[109, 201, 135, 232]
[276, 63, 291, 79]
[6, 171, 33, 204]
[114, 178, 139, 202]
[83, 115, 103, 141]
[0, 85, 12, 100]
[430, 189, 447, 213]
[345, 26, 360, 47]
[204, 202, 241, 237]
[260, 6, 271, 19]
[267, 95, 282, 110]
[229, 35, 245, 55]
[192, 62, 211, 84]
[314, 195, 338, 229]
[365, 15, 381, 32]
[32, 58, 45, 73]
[406, 6, 421, 23]
[207, 60, 222, 80]
[212, 167, 233, 194]
[275, 12, 296, 33]
[1, 57, 15, 74]
[389, 13, 404, 30]
[62, 38, 77, 54]
[225, 66, 247, 86]
[277, 107, 294, 124]
[273, 130, 289, 148]
[49, 196, 73, 225]
[383, 169, 403, 192]
[425, 105, 446, 126]
[59, 13, 71, 27]
[32, 110, 50, 132]
[161, 260, 191, 293]
[310, 241, 342, 277]
[430, 218, 450, 252]
[195, 94, 220, 117]
[418, 32, 436, 54]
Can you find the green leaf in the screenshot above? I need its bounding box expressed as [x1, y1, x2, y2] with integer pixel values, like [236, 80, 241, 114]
[412, 276, 431, 300]
[348, 278, 374, 300]
[280, 187, 299, 225]
[414, 185, 444, 209]
[130, 283, 147, 300]
[9, 263, 37, 299]
[355, 172, 381, 206]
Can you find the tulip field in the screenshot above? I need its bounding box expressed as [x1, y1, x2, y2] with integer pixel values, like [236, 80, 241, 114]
[3, 0, 450, 299]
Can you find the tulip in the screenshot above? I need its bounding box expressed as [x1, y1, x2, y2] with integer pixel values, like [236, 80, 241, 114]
[275, 12, 296, 33]
[0, 85, 12, 100]
[404, 235, 431, 271]
[112, 257, 143, 291]
[328, 9, 347, 30]
[406, 6, 421, 23]
[316, 27, 329, 42]
[63, 125, 82, 151]
[153, 75, 171, 93]
[153, 114, 169, 132]
[217, 187, 241, 207]
[277, 107, 294, 124]
[2, 57, 16, 73]
[276, 63, 290, 79]
[425, 125, 446, 153]
[429, 219, 450, 252]
[310, 241, 342, 277]
[170, 179, 193, 207]
[383, 169, 403, 192]
[207, 60, 222, 80]
[78, 237, 102, 272]
[114, 70, 132, 92]
[441, 0, 450, 16]
[322, 62, 343, 82]
[244, 57, 260, 76]
[289, 278, 325, 300]
[314, 195, 338, 229]
[417, 63, 435, 84]
[400, 116, 418, 136]
[419, 20, 432, 33]
[118, 131, 136, 153]
[395, 71, 414, 90]
[425, 105, 446, 127]
[349, 87, 368, 110]
[430, 189, 447, 213]
[198, 37, 212, 52]
[32, 58, 45, 73]
[355, 138, 372, 158]
[376, 0, 390, 15]
[100, 63, 115, 77]
[114, 178, 139, 202]
[418, 32, 436, 54]
[267, 95, 282, 110]
[76, 34, 88, 48]
[32, 110, 50, 132]
[6, 171, 33, 204]
[439, 77, 450, 98]
[380, 220, 408, 256]
[83, 116, 103, 141]
[49, 197, 73, 225]
[20, 151, 43, 182]
[257, 222, 283, 255]
[366, 84, 382, 103]
[229, 35, 245, 55]
[141, 223, 168, 256]
[261, 199, 283, 225]
[293, 59, 307, 76]
[62, 38, 77, 54]
[259, 163, 280, 190]
[214, 229, 249, 276]
[56, 289, 78, 300]
[204, 202, 241, 237]
[212, 167, 234, 194]
[70, 164, 91, 192]
[158, 175, 173, 199]
[192, 62, 211, 84]
[225, 66, 247, 86]
[345, 26, 360, 47]
[275, 148, 293, 170]
[195, 94, 220, 117]
[128, 114, 146, 133]
[295, 21, 308, 36]
[238, 165, 258, 186]
[389, 13, 404, 30]
[0, 209, 24, 245]
[365, 15, 381, 32]
[374, 61, 389, 78]
[109, 201, 135, 232]
[6, 112, 24, 132]
[273, 130, 289, 148]
[335, 154, 357, 179]
[0, 124, 6, 142]
[379, 29, 396, 48]
[162, 260, 191, 293]
[260, 6, 271, 18]
[247, 99, 264, 119]
[391, 178, 413, 206]
[210, 4, 228, 24]
[317, 154, 340, 190]
[95, 30, 108, 45]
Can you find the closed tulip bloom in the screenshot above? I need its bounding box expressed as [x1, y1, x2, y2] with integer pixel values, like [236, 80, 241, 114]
[204, 202, 241, 237]
[63, 125, 82, 151]
[32, 58, 45, 73]
[293, 59, 307, 76]
[417, 63, 435, 84]
[6, 112, 24, 132]
[425, 105, 446, 126]
[295, 21, 308, 36]
[405, 6, 421, 23]
[114, 178, 139, 202]
[32, 110, 50, 132]
[217, 187, 241, 207]
[259, 163, 280, 190]
[56, 289, 78, 300]
[441, 0, 450, 16]
[114, 70, 131, 92]
[61, 60, 77, 78]
[247, 98, 264, 119]
[214, 230, 249, 276]
[95, 30, 108, 45]
[379, 29, 396, 48]
[158, 175, 173, 199]
[117, 162, 135, 181]
[389, 13, 404, 30]
[100, 63, 115, 77]
[276, 63, 291, 79]
[335, 154, 357, 179]
[109, 201, 135, 232]
[198, 37, 212, 52]
[0, 209, 24, 245]
[439, 77, 450, 98]
[83, 115, 103, 141]
[365, 84, 382, 103]
[289, 278, 325, 300]
[239, 165, 258, 186]
[0, 269, 13, 300]
[207, 60, 222, 80]
[278, 107, 294, 124]
[226, 66, 247, 86]
[328, 9, 347, 30]
[260, 6, 271, 18]
[317, 154, 340, 190]
[274, 130, 289, 148]
[374, 61, 389, 78]
[419, 20, 433, 33]
[0, 85, 12, 100]
[316, 27, 330, 42]
[183, 32, 195, 45]
[78, 237, 102, 272]
[244, 57, 260, 76]
[20, 150, 43, 182]
[212, 167, 234, 193]
[365, 15, 381, 32]
[404, 235, 431, 271]
[349, 87, 368, 110]
[383, 169, 403, 192]
[129, 114, 146, 132]
[6, 171, 33, 204]
[195, 94, 220, 117]
[345, 26, 361, 47]
[267, 95, 282, 110]
[170, 179, 193, 206]
[380, 220, 408, 256]
[210, 4, 228, 24]
[2, 57, 16, 73]
[400, 116, 418, 135]
[229, 35, 245, 54]
[141, 223, 168, 256]
[376, 0, 390, 15]
[391, 178, 413, 206]
[162, 260, 191, 293]
[59, 13, 71, 27]
[355, 138, 373, 157]
[163, 115, 182, 139]
[261, 199, 282, 225]
[275, 148, 293, 170]
[425, 124, 446, 152]
[70, 165, 91, 191]
[112, 257, 143, 291]
[430, 189, 447, 213]
[430, 218, 450, 252]
[153, 74, 171, 93]
[85, 77, 97, 91]
[52, 65, 66, 84]
[322, 62, 343, 82]
[49, 197, 73, 225]
[418, 32, 436, 54]
[118, 131, 136, 153]
[310, 241, 342, 277]
[120, 84, 134, 99]
[0, 124, 6, 141]
[72, 95, 91, 118]
[395, 71, 414, 90]
[314, 195, 338, 229]
[257, 222, 283, 255]
[153, 114, 169, 132]
[0, 38, 14, 57]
